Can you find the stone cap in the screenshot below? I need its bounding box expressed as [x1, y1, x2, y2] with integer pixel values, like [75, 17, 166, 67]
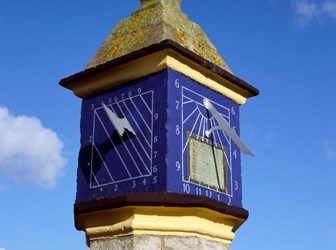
[85, 0, 231, 72]
[60, 40, 259, 103]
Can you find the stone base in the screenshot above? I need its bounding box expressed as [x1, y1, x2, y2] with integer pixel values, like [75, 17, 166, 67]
[75, 194, 248, 248]
[90, 235, 230, 250]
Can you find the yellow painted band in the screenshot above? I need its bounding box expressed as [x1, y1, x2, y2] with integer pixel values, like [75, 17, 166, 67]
[77, 206, 246, 246]
[164, 50, 247, 104]
[67, 49, 248, 105]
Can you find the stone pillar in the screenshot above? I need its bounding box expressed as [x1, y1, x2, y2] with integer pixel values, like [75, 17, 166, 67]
[90, 236, 229, 250]
[59, 1, 259, 249]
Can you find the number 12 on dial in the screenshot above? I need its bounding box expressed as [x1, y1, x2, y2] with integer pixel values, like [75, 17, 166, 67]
[168, 72, 243, 207]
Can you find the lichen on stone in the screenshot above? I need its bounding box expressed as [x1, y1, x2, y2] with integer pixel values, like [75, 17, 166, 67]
[85, 0, 231, 73]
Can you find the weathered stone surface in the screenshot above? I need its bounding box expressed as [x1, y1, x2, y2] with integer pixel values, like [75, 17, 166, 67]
[85, 0, 231, 72]
[90, 235, 230, 250]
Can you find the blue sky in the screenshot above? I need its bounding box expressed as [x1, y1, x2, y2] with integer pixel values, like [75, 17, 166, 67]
[1, 0, 336, 249]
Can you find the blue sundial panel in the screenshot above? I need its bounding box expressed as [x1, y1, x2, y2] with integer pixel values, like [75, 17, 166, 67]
[76, 69, 243, 208]
[77, 71, 168, 203]
[90, 91, 153, 187]
[166, 69, 243, 207]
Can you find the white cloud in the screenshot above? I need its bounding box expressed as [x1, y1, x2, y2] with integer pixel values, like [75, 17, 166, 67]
[295, 1, 319, 26]
[322, 0, 336, 19]
[0, 183, 8, 191]
[242, 125, 276, 151]
[0, 107, 66, 189]
[295, 0, 336, 26]
[320, 140, 336, 159]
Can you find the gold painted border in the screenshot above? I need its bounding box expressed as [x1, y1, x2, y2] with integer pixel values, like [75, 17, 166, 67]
[65, 49, 249, 104]
[77, 206, 246, 246]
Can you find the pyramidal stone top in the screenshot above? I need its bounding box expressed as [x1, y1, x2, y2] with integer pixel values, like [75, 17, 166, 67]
[85, 0, 232, 72]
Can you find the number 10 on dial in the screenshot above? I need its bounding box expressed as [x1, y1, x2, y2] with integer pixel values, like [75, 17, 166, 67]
[168, 72, 243, 207]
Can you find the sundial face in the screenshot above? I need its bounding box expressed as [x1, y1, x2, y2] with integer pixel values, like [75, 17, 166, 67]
[90, 91, 153, 188]
[77, 71, 167, 203]
[166, 69, 243, 207]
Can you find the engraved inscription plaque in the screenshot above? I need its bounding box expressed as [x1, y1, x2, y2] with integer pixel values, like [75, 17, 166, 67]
[188, 135, 228, 192]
